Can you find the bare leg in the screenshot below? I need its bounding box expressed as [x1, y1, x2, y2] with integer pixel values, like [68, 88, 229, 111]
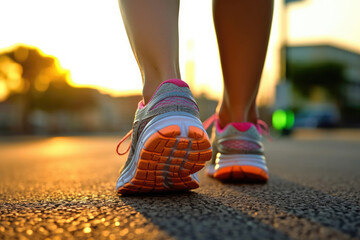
[213, 0, 273, 125]
[118, 0, 180, 104]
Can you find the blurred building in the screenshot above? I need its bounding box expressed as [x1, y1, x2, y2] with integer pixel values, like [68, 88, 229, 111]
[287, 45, 360, 108]
[275, 44, 360, 127]
[0, 89, 219, 135]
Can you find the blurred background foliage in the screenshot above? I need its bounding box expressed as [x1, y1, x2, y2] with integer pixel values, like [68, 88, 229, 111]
[1, 0, 360, 136]
[288, 62, 345, 99]
[0, 45, 218, 135]
[0, 43, 359, 136]
[1, 45, 96, 110]
[0, 46, 100, 134]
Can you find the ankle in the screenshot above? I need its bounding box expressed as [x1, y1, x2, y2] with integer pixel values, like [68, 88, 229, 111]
[142, 75, 181, 104]
[217, 106, 247, 127]
[248, 102, 259, 124]
[142, 86, 157, 104]
[143, 76, 170, 104]
[248, 113, 259, 124]
[217, 104, 258, 127]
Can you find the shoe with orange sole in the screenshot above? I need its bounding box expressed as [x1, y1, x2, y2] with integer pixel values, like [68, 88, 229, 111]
[116, 79, 212, 194]
[203, 115, 269, 182]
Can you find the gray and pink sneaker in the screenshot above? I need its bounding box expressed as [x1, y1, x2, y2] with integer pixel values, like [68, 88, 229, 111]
[116, 79, 212, 194]
[203, 115, 269, 182]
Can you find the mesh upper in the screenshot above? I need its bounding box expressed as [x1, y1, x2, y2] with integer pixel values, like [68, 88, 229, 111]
[151, 96, 199, 111]
[221, 140, 261, 151]
[210, 123, 264, 164]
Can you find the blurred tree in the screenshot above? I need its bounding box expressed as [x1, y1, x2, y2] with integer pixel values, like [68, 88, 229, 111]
[0, 45, 96, 133]
[33, 74, 97, 112]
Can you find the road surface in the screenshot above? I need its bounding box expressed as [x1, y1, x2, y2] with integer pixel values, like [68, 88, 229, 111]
[0, 134, 359, 240]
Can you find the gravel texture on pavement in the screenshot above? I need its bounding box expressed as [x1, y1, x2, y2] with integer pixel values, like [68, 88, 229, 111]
[0, 136, 359, 240]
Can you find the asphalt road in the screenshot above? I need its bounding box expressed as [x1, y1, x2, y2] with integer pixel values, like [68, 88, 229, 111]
[0, 134, 359, 240]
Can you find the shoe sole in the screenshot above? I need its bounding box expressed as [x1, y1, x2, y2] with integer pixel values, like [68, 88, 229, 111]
[116, 115, 212, 194]
[209, 154, 269, 182]
[214, 166, 268, 182]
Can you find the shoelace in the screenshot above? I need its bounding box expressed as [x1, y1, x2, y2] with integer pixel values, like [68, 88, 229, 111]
[202, 113, 272, 140]
[202, 113, 217, 130]
[257, 119, 273, 141]
[116, 114, 272, 155]
[116, 129, 133, 155]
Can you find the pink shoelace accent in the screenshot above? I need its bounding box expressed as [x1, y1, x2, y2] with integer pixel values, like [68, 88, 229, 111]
[202, 114, 218, 130]
[257, 119, 273, 141]
[116, 129, 133, 155]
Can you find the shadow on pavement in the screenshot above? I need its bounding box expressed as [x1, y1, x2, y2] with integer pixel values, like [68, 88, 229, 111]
[120, 191, 292, 240]
[218, 175, 360, 239]
[120, 175, 359, 240]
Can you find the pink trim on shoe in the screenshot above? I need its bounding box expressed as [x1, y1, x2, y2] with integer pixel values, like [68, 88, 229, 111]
[203, 114, 270, 138]
[138, 100, 145, 109]
[231, 122, 256, 132]
[162, 79, 189, 88]
[216, 120, 255, 133]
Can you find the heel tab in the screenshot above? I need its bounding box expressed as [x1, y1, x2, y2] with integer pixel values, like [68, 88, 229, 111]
[163, 79, 189, 88]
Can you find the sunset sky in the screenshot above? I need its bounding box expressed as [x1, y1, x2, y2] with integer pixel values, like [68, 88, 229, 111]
[0, 0, 359, 104]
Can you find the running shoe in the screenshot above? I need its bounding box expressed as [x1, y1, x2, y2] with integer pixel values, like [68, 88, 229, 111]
[204, 114, 269, 182]
[116, 79, 212, 194]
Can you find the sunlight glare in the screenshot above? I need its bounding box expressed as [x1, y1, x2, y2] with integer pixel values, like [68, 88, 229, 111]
[0, 80, 8, 101]
[0, 0, 359, 103]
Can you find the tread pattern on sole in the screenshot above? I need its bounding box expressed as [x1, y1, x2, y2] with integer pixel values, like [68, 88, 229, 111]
[118, 125, 212, 194]
[213, 165, 269, 182]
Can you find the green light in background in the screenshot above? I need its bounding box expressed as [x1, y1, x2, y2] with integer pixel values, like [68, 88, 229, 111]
[285, 110, 295, 129]
[272, 109, 295, 130]
[272, 109, 287, 130]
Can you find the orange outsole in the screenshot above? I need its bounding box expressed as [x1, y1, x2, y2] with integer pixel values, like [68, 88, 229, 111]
[213, 165, 269, 182]
[117, 125, 212, 194]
